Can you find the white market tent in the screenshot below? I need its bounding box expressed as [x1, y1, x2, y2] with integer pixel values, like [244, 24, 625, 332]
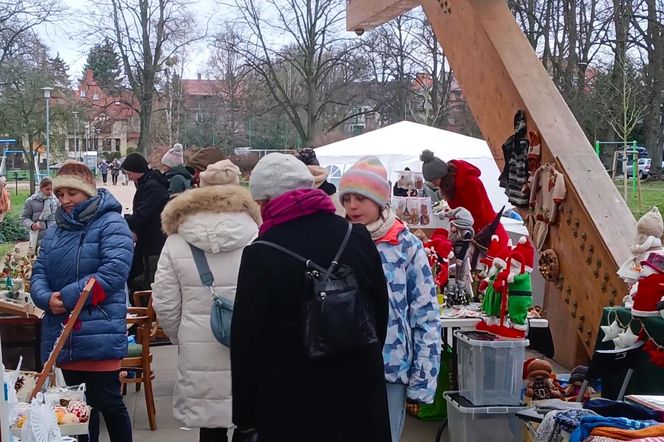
[315, 120, 511, 214]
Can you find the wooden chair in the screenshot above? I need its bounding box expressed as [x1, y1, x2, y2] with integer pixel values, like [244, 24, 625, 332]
[121, 305, 157, 431]
[132, 290, 170, 345]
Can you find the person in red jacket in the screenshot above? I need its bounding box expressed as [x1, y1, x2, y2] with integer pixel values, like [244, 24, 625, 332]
[420, 149, 509, 247]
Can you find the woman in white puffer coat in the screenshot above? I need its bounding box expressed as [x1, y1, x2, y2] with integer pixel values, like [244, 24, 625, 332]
[152, 160, 260, 442]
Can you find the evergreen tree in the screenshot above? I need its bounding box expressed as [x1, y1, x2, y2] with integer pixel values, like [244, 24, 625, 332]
[82, 39, 122, 93]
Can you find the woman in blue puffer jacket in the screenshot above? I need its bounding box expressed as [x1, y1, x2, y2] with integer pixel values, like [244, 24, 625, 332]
[31, 161, 134, 442]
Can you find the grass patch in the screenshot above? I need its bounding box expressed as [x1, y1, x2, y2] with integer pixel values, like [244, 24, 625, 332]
[0, 189, 31, 257]
[615, 180, 664, 219]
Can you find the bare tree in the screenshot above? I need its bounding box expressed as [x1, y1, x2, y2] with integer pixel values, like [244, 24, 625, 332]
[84, 0, 206, 154]
[0, 0, 65, 63]
[227, 0, 369, 146]
[631, 0, 664, 175]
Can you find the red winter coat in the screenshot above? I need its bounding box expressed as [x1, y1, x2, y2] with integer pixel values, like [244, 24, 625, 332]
[447, 160, 509, 245]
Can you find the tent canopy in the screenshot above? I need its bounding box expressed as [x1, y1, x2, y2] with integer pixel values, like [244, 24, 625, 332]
[315, 121, 511, 213]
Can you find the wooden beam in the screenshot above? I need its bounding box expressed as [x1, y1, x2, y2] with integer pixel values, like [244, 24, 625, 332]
[418, 0, 635, 358]
[346, 0, 419, 32]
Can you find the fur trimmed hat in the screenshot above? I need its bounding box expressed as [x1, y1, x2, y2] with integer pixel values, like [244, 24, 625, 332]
[338, 156, 390, 208]
[53, 160, 97, 197]
[200, 159, 241, 187]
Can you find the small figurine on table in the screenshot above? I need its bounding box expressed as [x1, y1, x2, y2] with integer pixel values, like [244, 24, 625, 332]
[477, 236, 534, 339]
[445, 207, 475, 299]
[618, 207, 664, 316]
[564, 365, 593, 402]
[424, 230, 454, 293]
[524, 358, 562, 401]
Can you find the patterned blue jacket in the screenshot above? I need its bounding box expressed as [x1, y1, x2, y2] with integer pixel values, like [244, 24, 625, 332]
[377, 222, 441, 404]
[31, 189, 133, 364]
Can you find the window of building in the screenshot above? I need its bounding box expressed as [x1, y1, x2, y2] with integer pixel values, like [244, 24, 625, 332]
[115, 139, 121, 152]
[80, 90, 86, 98]
[92, 93, 99, 101]
[195, 112, 204, 123]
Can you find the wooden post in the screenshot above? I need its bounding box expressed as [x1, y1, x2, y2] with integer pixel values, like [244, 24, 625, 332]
[347, 0, 636, 359]
[30, 278, 95, 399]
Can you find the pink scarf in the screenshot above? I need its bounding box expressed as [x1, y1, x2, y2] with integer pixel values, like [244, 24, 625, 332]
[260, 188, 336, 235]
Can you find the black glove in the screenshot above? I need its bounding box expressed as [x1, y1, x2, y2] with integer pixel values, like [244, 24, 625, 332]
[232, 428, 258, 442]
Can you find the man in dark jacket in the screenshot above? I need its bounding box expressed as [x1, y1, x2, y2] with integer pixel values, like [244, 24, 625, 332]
[122, 152, 170, 292]
[231, 153, 391, 442]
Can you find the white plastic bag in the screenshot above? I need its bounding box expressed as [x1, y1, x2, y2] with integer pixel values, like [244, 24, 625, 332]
[20, 393, 62, 442]
[28, 230, 39, 253]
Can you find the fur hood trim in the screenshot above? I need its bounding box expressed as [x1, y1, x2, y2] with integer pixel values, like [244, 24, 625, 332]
[161, 185, 261, 235]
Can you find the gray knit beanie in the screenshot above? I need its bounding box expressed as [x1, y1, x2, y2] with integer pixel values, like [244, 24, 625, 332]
[249, 153, 314, 201]
[447, 207, 475, 234]
[420, 149, 449, 182]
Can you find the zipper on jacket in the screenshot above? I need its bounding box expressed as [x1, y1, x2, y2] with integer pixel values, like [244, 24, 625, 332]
[70, 230, 86, 361]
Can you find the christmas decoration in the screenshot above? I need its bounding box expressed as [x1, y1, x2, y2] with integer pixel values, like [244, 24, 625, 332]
[523, 358, 562, 400]
[600, 321, 623, 343]
[564, 366, 593, 402]
[613, 327, 640, 349]
[618, 207, 664, 316]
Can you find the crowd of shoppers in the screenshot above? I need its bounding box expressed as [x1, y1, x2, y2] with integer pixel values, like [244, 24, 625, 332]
[24, 146, 445, 442]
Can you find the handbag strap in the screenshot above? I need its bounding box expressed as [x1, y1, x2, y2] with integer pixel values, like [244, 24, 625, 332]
[254, 222, 353, 279]
[189, 244, 214, 287]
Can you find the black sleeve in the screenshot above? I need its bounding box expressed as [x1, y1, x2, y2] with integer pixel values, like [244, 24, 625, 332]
[124, 180, 169, 230]
[356, 226, 389, 345]
[231, 245, 270, 430]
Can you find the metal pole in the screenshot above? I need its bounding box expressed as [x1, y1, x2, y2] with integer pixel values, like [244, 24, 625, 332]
[45, 96, 50, 177]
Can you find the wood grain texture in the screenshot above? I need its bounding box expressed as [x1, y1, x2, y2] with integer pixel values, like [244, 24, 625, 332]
[346, 0, 419, 31]
[361, 0, 637, 358]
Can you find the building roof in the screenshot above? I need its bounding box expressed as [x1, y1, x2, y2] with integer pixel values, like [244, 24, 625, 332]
[181, 79, 226, 96]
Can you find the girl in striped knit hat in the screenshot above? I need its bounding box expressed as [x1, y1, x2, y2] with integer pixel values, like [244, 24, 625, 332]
[339, 156, 441, 442]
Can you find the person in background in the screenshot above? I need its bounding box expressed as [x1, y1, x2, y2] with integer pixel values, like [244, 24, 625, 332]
[295, 147, 344, 216]
[122, 152, 170, 293]
[0, 176, 11, 221]
[153, 159, 257, 442]
[231, 153, 391, 442]
[162, 143, 192, 196]
[99, 160, 109, 185]
[420, 149, 508, 246]
[392, 167, 410, 197]
[111, 159, 121, 185]
[339, 156, 441, 442]
[21, 177, 58, 253]
[30, 160, 134, 442]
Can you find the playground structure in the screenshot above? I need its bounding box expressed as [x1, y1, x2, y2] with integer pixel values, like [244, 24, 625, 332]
[349, 0, 636, 366]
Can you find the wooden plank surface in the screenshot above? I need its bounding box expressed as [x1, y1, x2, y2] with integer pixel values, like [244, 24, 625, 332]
[346, 0, 419, 32]
[414, 0, 635, 358]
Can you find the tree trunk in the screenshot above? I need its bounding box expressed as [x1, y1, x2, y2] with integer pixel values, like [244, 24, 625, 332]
[26, 135, 36, 195]
[137, 99, 152, 155]
[643, 0, 664, 176]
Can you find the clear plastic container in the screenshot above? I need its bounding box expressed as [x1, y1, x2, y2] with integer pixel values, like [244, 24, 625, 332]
[444, 391, 526, 442]
[455, 330, 528, 406]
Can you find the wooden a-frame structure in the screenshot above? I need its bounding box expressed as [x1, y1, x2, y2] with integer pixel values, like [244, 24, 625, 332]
[348, 0, 636, 363]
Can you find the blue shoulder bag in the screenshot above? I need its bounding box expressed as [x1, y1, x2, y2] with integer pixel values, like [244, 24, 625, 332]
[189, 244, 233, 347]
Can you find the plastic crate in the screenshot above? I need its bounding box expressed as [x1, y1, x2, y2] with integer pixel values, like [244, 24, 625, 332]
[444, 391, 525, 442]
[455, 330, 528, 406]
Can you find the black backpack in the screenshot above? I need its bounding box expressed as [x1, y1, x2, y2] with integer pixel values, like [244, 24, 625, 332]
[254, 222, 378, 359]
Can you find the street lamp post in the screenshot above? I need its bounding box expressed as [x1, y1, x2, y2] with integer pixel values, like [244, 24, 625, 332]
[72, 111, 79, 160]
[42, 87, 53, 177]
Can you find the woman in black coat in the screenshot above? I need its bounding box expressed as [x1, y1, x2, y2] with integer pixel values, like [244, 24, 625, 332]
[231, 153, 391, 442]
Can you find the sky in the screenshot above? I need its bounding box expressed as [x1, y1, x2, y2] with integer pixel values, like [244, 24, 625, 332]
[37, 0, 222, 84]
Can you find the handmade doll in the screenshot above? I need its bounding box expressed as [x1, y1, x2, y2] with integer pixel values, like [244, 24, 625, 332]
[524, 359, 562, 401]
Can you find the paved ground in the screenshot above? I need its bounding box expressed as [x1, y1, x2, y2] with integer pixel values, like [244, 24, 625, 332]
[99, 345, 443, 442]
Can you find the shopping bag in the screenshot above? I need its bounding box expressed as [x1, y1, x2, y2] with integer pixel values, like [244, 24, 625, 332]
[414, 346, 453, 421]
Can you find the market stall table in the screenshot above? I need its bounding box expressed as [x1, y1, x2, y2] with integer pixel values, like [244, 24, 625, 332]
[595, 307, 664, 399]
